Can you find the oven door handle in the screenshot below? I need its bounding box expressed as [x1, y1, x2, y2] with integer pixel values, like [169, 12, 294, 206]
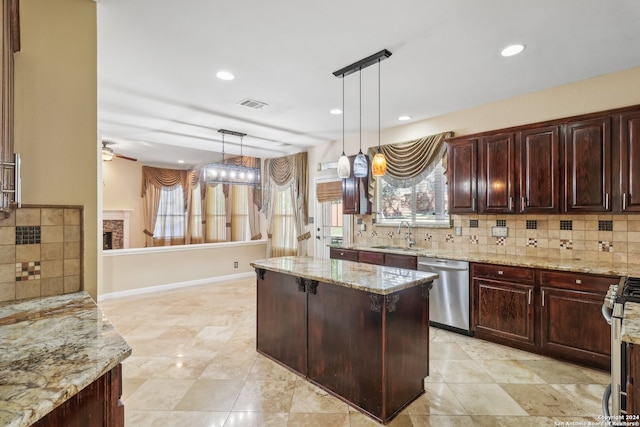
[603, 383, 612, 426]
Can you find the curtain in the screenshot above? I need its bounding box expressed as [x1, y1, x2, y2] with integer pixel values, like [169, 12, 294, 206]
[248, 186, 262, 240]
[269, 186, 297, 257]
[205, 184, 226, 242]
[189, 183, 203, 244]
[316, 180, 342, 203]
[231, 185, 249, 241]
[263, 152, 309, 256]
[141, 166, 190, 247]
[367, 131, 453, 203]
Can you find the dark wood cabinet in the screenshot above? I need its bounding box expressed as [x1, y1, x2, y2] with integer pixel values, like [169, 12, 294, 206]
[358, 250, 385, 265]
[384, 253, 418, 270]
[32, 364, 124, 427]
[447, 138, 477, 213]
[256, 268, 430, 424]
[472, 264, 536, 349]
[342, 155, 371, 215]
[329, 247, 358, 262]
[564, 116, 612, 212]
[256, 271, 308, 375]
[538, 270, 614, 370]
[518, 125, 561, 213]
[478, 133, 517, 213]
[627, 343, 640, 415]
[472, 263, 615, 370]
[619, 111, 640, 212]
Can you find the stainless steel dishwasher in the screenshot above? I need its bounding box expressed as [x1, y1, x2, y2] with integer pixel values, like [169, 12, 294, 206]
[417, 257, 471, 335]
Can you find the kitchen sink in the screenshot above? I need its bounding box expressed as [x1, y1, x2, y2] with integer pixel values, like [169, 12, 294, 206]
[370, 245, 419, 252]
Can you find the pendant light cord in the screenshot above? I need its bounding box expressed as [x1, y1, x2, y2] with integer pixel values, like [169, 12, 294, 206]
[378, 58, 381, 152]
[342, 75, 345, 155]
[359, 67, 362, 153]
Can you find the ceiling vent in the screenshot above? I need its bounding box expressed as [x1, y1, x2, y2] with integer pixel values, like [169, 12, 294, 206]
[238, 98, 268, 110]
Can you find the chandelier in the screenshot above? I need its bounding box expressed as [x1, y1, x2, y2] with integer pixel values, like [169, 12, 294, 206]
[203, 129, 261, 186]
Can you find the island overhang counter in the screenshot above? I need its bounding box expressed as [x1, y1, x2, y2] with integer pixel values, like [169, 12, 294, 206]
[250, 256, 438, 425]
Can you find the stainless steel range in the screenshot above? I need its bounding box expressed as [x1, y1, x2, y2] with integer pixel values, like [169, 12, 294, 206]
[602, 276, 640, 423]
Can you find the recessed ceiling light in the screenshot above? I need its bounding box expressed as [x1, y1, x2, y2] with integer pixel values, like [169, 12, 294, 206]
[216, 71, 235, 80]
[330, 108, 342, 115]
[178, 160, 184, 164]
[398, 115, 412, 121]
[501, 44, 525, 57]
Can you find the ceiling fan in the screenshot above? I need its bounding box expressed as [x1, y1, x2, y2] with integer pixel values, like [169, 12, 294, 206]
[101, 141, 137, 162]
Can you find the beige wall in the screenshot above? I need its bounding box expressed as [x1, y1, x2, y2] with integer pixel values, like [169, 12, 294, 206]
[102, 157, 146, 248]
[307, 66, 640, 256]
[102, 241, 267, 297]
[13, 0, 98, 297]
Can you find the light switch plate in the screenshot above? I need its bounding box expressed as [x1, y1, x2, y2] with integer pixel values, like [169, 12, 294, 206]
[491, 226, 508, 237]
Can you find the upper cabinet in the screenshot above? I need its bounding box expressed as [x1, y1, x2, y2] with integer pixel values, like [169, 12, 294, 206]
[342, 155, 372, 215]
[564, 116, 612, 213]
[447, 138, 477, 213]
[447, 104, 640, 215]
[518, 125, 561, 213]
[619, 111, 640, 212]
[478, 133, 516, 214]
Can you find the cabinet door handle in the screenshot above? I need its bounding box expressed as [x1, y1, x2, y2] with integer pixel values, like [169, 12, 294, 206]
[575, 279, 582, 284]
[605, 193, 610, 210]
[623, 193, 627, 211]
[509, 196, 514, 211]
[542, 290, 545, 307]
[497, 270, 504, 275]
[472, 197, 476, 211]
[528, 289, 532, 305]
[521, 197, 526, 212]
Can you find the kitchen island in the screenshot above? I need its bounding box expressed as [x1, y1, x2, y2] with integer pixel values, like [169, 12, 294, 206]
[250, 256, 438, 425]
[0, 291, 131, 427]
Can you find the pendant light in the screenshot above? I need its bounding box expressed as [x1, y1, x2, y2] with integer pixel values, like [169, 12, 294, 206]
[353, 68, 368, 178]
[336, 75, 351, 179]
[372, 58, 387, 177]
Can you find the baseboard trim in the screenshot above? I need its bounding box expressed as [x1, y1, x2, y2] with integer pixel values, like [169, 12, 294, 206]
[97, 272, 255, 302]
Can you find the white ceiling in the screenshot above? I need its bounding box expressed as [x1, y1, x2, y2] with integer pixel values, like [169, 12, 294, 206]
[97, 0, 640, 169]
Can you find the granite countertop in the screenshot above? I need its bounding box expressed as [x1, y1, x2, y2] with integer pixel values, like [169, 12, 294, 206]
[342, 245, 632, 277]
[622, 302, 640, 345]
[0, 291, 132, 427]
[251, 256, 438, 295]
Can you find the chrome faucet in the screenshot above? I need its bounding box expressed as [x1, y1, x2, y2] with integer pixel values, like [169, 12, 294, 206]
[397, 221, 416, 248]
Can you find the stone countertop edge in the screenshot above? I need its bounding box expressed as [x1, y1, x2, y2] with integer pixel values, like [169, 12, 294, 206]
[0, 291, 132, 427]
[622, 302, 640, 345]
[341, 245, 633, 277]
[251, 256, 438, 296]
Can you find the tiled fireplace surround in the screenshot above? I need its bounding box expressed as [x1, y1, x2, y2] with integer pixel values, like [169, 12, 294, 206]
[0, 206, 83, 302]
[354, 213, 640, 271]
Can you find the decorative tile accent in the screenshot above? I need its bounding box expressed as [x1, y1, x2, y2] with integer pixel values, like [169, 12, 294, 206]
[371, 231, 378, 237]
[496, 219, 507, 227]
[496, 237, 506, 246]
[469, 219, 479, 228]
[424, 233, 432, 241]
[469, 235, 478, 244]
[445, 234, 454, 243]
[526, 220, 537, 230]
[356, 231, 363, 237]
[560, 239, 573, 250]
[386, 231, 395, 238]
[560, 220, 573, 230]
[599, 241, 613, 252]
[527, 238, 537, 248]
[598, 220, 613, 231]
[16, 261, 41, 281]
[15, 226, 41, 245]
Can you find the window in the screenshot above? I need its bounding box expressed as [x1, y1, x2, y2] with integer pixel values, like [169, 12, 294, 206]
[205, 184, 226, 242]
[271, 186, 296, 256]
[153, 185, 186, 242]
[230, 185, 250, 241]
[323, 200, 343, 245]
[376, 162, 449, 226]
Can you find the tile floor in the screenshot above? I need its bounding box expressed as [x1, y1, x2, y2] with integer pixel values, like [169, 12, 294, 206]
[99, 277, 610, 426]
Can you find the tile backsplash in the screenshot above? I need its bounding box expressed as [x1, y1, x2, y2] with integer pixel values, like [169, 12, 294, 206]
[353, 213, 640, 270]
[0, 206, 83, 302]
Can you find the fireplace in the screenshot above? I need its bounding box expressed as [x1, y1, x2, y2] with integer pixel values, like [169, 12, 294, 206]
[102, 210, 131, 249]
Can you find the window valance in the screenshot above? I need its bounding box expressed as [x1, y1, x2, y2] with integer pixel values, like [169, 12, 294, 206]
[141, 166, 189, 207]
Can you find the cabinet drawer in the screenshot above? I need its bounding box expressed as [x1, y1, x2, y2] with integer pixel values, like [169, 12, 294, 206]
[384, 253, 417, 270]
[538, 269, 618, 293]
[472, 263, 535, 284]
[329, 247, 358, 262]
[358, 251, 385, 265]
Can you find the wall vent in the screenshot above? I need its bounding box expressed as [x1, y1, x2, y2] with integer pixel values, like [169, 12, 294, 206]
[238, 98, 268, 110]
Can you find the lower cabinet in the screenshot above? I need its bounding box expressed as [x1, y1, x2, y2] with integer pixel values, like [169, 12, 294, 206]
[256, 269, 430, 423]
[627, 343, 640, 415]
[330, 248, 417, 270]
[32, 364, 125, 427]
[472, 263, 615, 370]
